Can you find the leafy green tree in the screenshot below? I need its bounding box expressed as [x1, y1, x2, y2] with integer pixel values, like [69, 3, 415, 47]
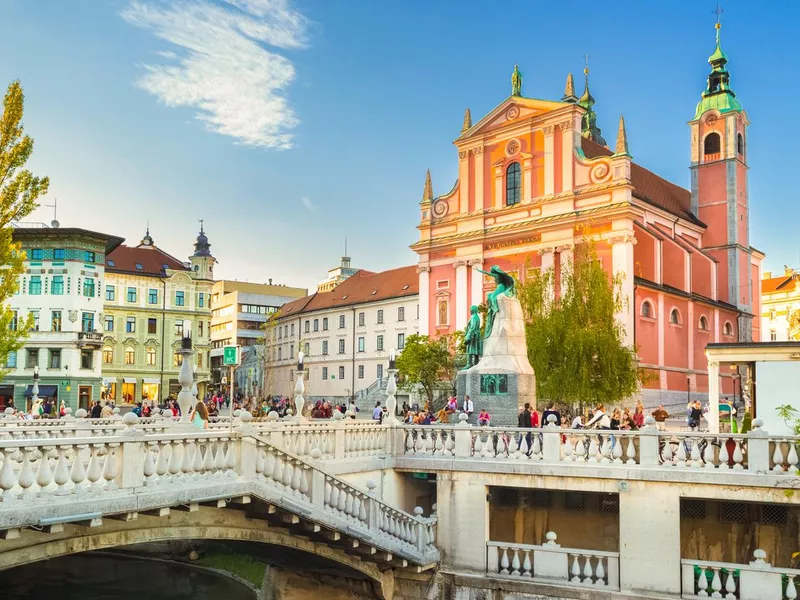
[0, 81, 50, 372]
[396, 332, 464, 407]
[518, 242, 640, 411]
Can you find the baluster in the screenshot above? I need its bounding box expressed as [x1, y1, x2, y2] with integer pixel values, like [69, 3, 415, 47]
[35, 445, 54, 493]
[516, 432, 529, 459]
[522, 550, 532, 577]
[215, 440, 227, 476]
[291, 462, 302, 494]
[574, 438, 586, 462]
[531, 434, 541, 460]
[718, 440, 730, 470]
[676, 438, 687, 467]
[612, 437, 624, 464]
[703, 440, 717, 469]
[224, 440, 236, 475]
[582, 555, 594, 583]
[102, 444, 118, 489]
[625, 437, 637, 464]
[445, 432, 455, 456]
[142, 442, 156, 482]
[424, 431, 434, 454]
[724, 569, 737, 598]
[600, 436, 612, 463]
[0, 447, 17, 499]
[483, 433, 495, 459]
[786, 575, 798, 600]
[595, 557, 606, 586]
[52, 446, 70, 495]
[87, 445, 103, 489]
[255, 448, 265, 476]
[499, 548, 510, 575]
[710, 567, 722, 597]
[690, 439, 703, 468]
[338, 486, 347, 512]
[571, 555, 582, 583]
[562, 436, 573, 462]
[697, 567, 709, 597]
[181, 441, 195, 477]
[661, 435, 674, 465]
[329, 483, 339, 510]
[168, 440, 182, 481]
[282, 459, 294, 488]
[203, 442, 216, 475]
[358, 495, 367, 522]
[405, 431, 414, 454]
[325, 433, 334, 458]
[774, 441, 788, 473]
[434, 431, 444, 454]
[155, 440, 170, 481]
[511, 549, 521, 576]
[17, 447, 34, 497]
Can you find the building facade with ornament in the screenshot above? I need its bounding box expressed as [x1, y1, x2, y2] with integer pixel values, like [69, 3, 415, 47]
[411, 24, 762, 408]
[761, 268, 800, 342]
[101, 227, 215, 405]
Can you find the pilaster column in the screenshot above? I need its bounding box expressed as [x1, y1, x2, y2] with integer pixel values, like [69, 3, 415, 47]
[458, 152, 470, 214]
[418, 265, 430, 336]
[454, 260, 468, 330]
[474, 147, 485, 211]
[468, 259, 484, 308]
[539, 247, 555, 303]
[543, 125, 555, 195]
[559, 120, 574, 192]
[609, 234, 636, 346]
[707, 360, 720, 433]
[557, 245, 573, 298]
[493, 165, 503, 209]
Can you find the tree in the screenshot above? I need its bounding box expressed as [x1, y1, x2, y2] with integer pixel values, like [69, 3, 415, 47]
[518, 242, 641, 410]
[396, 332, 464, 407]
[0, 81, 49, 372]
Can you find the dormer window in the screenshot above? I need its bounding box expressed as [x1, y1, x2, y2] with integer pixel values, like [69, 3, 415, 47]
[703, 132, 721, 156]
[135, 263, 143, 270]
[505, 162, 521, 206]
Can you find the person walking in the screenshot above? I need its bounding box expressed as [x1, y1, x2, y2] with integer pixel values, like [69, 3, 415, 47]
[517, 402, 534, 453]
[651, 405, 670, 431]
[372, 401, 383, 423]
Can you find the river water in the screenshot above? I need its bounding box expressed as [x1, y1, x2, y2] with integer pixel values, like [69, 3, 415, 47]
[0, 553, 256, 600]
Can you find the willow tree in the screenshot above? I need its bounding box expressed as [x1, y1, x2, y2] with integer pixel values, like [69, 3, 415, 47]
[518, 243, 640, 410]
[0, 81, 50, 371]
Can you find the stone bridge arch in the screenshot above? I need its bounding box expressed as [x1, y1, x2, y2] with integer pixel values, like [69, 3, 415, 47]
[0, 507, 397, 598]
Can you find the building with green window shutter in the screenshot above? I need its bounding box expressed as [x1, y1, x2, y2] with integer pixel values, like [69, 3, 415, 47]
[102, 226, 214, 406]
[2, 224, 124, 412]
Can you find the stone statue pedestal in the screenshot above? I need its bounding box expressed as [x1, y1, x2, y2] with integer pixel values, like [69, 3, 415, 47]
[457, 294, 535, 426]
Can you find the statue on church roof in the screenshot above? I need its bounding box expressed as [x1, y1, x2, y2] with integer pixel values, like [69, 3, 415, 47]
[511, 64, 523, 97]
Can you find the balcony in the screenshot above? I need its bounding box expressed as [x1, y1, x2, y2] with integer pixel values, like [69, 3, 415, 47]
[77, 331, 103, 346]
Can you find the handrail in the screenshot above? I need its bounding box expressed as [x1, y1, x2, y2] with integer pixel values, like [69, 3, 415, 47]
[487, 540, 619, 558]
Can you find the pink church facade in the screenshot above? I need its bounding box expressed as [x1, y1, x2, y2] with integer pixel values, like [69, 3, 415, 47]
[411, 26, 762, 407]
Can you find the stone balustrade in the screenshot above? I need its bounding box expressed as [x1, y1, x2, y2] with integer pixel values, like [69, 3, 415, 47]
[0, 415, 437, 566]
[487, 532, 620, 590]
[681, 550, 800, 599]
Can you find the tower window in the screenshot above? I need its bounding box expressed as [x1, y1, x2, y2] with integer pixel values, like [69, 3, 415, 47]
[737, 133, 744, 156]
[505, 162, 521, 206]
[703, 132, 721, 156]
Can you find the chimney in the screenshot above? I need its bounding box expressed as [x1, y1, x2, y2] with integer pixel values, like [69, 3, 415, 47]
[763, 271, 772, 279]
[786, 266, 794, 277]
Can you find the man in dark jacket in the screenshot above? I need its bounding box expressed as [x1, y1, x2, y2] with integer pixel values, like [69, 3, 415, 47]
[517, 402, 533, 452]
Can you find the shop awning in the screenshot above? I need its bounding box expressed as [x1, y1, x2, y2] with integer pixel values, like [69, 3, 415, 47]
[23, 385, 58, 398]
[123, 378, 137, 384]
[142, 378, 160, 385]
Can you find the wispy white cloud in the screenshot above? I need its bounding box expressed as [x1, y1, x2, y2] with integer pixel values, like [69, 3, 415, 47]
[121, 0, 308, 149]
[300, 196, 317, 212]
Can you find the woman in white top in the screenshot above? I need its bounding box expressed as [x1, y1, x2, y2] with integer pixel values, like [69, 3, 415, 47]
[586, 404, 611, 429]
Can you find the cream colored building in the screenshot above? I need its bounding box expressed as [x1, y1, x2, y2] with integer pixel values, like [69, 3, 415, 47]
[761, 267, 800, 341]
[209, 279, 307, 388]
[101, 227, 215, 404]
[266, 265, 419, 402]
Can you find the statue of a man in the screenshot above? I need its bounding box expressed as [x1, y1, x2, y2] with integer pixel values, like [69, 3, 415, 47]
[511, 64, 523, 97]
[476, 265, 516, 339]
[463, 305, 483, 367]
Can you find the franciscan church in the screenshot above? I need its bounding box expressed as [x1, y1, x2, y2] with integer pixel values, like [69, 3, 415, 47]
[411, 21, 761, 407]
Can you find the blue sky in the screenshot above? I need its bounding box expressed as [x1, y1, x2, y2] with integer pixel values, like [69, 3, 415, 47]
[1, 1, 795, 290]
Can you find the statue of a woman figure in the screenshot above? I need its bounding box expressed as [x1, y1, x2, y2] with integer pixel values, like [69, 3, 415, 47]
[511, 64, 523, 97]
[463, 305, 483, 367]
[476, 266, 515, 339]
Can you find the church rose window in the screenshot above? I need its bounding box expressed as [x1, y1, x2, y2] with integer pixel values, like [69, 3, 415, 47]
[505, 162, 521, 206]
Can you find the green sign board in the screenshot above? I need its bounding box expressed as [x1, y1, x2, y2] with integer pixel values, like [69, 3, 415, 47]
[223, 345, 240, 367]
[412, 473, 434, 481]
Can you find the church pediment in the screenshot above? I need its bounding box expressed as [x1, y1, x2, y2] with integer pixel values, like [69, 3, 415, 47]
[456, 97, 567, 142]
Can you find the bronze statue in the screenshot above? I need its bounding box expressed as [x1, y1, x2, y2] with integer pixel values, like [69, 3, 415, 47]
[476, 265, 515, 338]
[511, 64, 523, 97]
[463, 305, 483, 367]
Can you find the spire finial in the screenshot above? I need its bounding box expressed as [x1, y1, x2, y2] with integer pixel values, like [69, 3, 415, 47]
[199, 218, 204, 235]
[142, 220, 154, 246]
[511, 64, 523, 97]
[614, 115, 630, 157]
[461, 108, 472, 133]
[423, 169, 433, 203]
[562, 72, 577, 103]
[146, 219, 150, 236]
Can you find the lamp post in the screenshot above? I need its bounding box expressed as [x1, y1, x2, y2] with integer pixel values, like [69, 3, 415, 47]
[176, 319, 195, 423]
[385, 350, 398, 422]
[293, 351, 306, 421]
[31, 365, 39, 412]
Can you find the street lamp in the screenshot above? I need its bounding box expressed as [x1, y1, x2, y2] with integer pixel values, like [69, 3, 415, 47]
[31, 365, 40, 412]
[176, 319, 195, 423]
[385, 350, 398, 423]
[293, 351, 306, 421]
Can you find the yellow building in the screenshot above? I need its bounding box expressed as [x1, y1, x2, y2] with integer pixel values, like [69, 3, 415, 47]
[761, 267, 800, 341]
[102, 227, 215, 404]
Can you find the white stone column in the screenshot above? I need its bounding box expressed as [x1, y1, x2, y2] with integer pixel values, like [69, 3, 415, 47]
[469, 259, 483, 308]
[540, 247, 555, 303]
[454, 261, 468, 330]
[543, 125, 555, 196]
[610, 234, 636, 346]
[558, 245, 572, 298]
[418, 266, 430, 336]
[436, 472, 488, 573]
[619, 484, 681, 595]
[707, 360, 720, 433]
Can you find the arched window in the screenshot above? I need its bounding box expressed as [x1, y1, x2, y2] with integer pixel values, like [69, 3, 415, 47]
[124, 347, 135, 365]
[641, 301, 653, 318]
[102, 347, 114, 364]
[704, 132, 721, 156]
[723, 321, 733, 336]
[699, 316, 709, 331]
[146, 347, 156, 366]
[505, 162, 521, 206]
[669, 308, 681, 325]
[737, 133, 744, 156]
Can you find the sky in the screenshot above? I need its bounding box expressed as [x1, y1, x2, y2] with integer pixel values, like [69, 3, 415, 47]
[1, 1, 796, 291]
